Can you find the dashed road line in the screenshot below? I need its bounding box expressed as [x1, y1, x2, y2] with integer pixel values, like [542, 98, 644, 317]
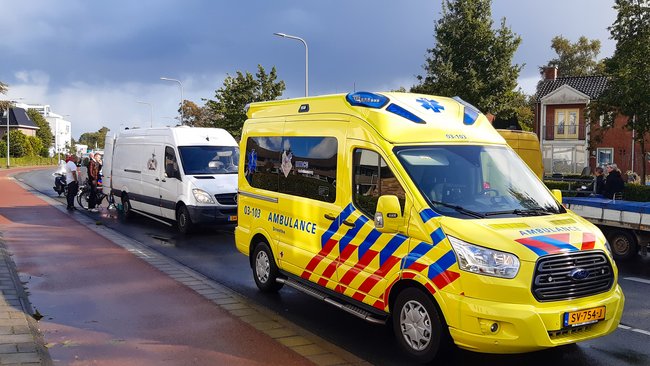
[623, 276, 650, 285]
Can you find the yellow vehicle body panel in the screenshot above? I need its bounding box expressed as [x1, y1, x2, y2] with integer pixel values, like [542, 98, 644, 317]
[497, 129, 544, 179]
[235, 92, 623, 355]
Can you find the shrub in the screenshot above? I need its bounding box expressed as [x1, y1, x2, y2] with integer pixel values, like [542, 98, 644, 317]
[544, 181, 578, 197]
[623, 184, 650, 202]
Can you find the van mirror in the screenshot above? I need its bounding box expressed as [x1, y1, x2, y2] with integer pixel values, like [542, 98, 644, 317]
[552, 189, 562, 203]
[375, 195, 402, 233]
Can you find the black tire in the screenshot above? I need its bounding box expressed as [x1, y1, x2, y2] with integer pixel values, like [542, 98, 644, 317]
[176, 204, 193, 234]
[251, 242, 283, 292]
[392, 287, 445, 363]
[77, 188, 90, 209]
[608, 230, 638, 260]
[121, 194, 133, 220]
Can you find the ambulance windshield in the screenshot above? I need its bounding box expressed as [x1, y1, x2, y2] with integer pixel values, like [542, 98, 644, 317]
[178, 146, 239, 175]
[395, 145, 564, 219]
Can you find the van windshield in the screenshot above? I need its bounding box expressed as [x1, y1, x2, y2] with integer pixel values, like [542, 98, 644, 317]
[178, 146, 239, 175]
[395, 145, 564, 219]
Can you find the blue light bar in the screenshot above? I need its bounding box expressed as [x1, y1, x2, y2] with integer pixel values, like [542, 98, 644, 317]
[346, 92, 389, 108]
[452, 96, 481, 125]
[386, 103, 425, 124]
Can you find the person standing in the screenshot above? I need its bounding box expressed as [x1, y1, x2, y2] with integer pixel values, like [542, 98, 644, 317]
[65, 155, 79, 211]
[603, 164, 625, 199]
[584, 166, 605, 195]
[87, 153, 99, 212]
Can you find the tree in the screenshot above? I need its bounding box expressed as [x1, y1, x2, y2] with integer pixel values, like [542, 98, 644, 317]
[591, 0, 650, 183]
[205, 65, 285, 139]
[412, 0, 522, 117]
[25, 135, 43, 157]
[26, 109, 53, 156]
[78, 126, 110, 150]
[180, 100, 210, 127]
[8, 130, 27, 157]
[545, 36, 605, 77]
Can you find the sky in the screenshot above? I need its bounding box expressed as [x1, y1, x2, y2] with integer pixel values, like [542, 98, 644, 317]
[0, 0, 618, 139]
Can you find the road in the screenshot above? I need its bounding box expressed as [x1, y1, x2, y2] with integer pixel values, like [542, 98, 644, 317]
[17, 168, 650, 366]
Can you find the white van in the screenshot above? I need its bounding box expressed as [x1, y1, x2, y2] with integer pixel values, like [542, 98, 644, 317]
[103, 126, 239, 233]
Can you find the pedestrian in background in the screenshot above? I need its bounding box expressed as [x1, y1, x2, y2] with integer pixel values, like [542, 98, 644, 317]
[87, 152, 99, 212]
[586, 166, 605, 195]
[603, 164, 625, 199]
[65, 155, 79, 211]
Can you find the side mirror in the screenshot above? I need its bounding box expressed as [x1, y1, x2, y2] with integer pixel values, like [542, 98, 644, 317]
[374, 195, 403, 233]
[552, 189, 563, 203]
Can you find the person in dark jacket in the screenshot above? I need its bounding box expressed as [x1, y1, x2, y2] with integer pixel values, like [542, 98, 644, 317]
[583, 166, 605, 195]
[603, 164, 625, 199]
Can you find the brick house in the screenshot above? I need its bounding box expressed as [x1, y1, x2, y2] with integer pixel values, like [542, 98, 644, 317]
[534, 66, 646, 178]
[0, 107, 39, 139]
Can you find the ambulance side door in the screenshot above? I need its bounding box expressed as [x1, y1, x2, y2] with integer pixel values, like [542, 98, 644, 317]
[275, 119, 348, 292]
[335, 141, 411, 308]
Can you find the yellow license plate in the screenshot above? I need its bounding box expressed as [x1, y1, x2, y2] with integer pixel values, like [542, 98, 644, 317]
[563, 306, 606, 327]
[229, 215, 238, 221]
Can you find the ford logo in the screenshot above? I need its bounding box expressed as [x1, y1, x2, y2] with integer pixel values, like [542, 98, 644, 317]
[570, 268, 590, 281]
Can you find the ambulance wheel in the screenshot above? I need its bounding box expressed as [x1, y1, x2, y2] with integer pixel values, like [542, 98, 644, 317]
[393, 287, 444, 363]
[121, 194, 132, 220]
[608, 230, 637, 260]
[176, 204, 193, 235]
[252, 242, 283, 292]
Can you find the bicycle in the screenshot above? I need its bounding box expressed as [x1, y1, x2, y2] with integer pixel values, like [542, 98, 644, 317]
[77, 178, 115, 210]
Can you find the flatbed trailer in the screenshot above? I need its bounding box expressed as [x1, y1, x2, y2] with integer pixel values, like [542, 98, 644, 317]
[563, 196, 650, 260]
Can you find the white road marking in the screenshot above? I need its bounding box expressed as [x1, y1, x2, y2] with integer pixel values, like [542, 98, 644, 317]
[623, 277, 650, 285]
[631, 328, 650, 336]
[618, 324, 631, 330]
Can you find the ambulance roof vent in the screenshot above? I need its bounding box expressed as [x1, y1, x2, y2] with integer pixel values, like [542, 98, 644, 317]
[346, 91, 389, 109]
[452, 96, 480, 125]
[386, 103, 425, 124]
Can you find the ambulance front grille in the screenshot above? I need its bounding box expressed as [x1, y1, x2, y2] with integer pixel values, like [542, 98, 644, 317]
[532, 252, 614, 302]
[548, 324, 594, 339]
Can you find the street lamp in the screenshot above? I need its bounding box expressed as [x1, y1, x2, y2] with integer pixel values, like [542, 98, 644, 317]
[273, 32, 309, 97]
[136, 101, 154, 128]
[160, 77, 184, 125]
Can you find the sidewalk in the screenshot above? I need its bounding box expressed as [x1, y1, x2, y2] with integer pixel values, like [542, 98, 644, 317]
[0, 168, 332, 365]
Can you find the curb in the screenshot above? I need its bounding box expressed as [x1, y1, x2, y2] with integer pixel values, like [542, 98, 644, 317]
[13, 173, 370, 366]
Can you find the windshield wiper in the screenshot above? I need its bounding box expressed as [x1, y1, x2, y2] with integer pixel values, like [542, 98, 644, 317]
[429, 199, 485, 218]
[485, 207, 554, 217]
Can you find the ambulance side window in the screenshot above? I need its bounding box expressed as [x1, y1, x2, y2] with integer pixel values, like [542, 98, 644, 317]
[352, 149, 406, 217]
[279, 136, 338, 203]
[244, 137, 282, 192]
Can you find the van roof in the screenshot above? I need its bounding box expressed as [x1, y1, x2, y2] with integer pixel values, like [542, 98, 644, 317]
[246, 92, 505, 145]
[116, 126, 237, 146]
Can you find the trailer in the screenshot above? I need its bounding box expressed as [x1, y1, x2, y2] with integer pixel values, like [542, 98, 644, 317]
[563, 196, 650, 260]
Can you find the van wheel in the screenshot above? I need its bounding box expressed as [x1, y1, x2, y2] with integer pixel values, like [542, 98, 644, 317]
[121, 195, 132, 220]
[252, 242, 283, 292]
[393, 287, 444, 363]
[176, 205, 193, 234]
[608, 230, 638, 260]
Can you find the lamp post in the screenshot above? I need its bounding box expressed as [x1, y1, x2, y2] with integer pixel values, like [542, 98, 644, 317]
[160, 77, 184, 125]
[136, 101, 154, 128]
[273, 32, 308, 97]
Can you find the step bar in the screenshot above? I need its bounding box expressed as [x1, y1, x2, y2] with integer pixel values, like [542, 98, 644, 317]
[276, 277, 386, 325]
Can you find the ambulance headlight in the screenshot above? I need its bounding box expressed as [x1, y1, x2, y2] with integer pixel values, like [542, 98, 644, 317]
[604, 239, 613, 257]
[449, 236, 520, 279]
[192, 189, 215, 204]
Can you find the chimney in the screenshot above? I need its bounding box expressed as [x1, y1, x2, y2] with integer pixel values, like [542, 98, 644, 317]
[542, 66, 558, 80]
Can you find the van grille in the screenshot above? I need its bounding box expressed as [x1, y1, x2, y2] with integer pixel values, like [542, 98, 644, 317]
[532, 251, 614, 302]
[215, 193, 237, 205]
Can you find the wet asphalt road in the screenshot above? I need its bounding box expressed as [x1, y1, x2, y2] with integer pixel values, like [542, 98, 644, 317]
[17, 168, 650, 366]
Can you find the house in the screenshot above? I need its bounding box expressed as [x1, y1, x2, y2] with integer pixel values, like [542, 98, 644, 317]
[0, 107, 39, 139]
[534, 66, 643, 177]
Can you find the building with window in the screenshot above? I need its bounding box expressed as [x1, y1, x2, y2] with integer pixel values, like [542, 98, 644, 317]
[15, 103, 71, 156]
[0, 107, 39, 139]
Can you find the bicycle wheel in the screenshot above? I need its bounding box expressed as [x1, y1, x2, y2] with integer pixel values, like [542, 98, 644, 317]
[77, 188, 90, 209]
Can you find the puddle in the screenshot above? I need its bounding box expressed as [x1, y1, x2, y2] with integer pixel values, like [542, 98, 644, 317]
[149, 234, 176, 247]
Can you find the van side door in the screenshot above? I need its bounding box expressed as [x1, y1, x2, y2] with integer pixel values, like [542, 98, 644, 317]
[138, 143, 163, 216]
[335, 142, 411, 308]
[159, 145, 183, 219]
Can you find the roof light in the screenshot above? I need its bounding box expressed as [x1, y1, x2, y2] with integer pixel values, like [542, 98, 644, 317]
[386, 103, 425, 124]
[452, 96, 481, 125]
[346, 92, 389, 109]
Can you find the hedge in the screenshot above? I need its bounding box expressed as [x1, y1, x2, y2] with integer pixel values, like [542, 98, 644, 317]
[544, 180, 650, 201]
[0, 156, 57, 168]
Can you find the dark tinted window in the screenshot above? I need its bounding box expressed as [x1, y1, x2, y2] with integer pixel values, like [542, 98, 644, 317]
[244, 137, 282, 192]
[353, 149, 405, 217]
[165, 146, 181, 180]
[279, 137, 337, 202]
[178, 146, 239, 175]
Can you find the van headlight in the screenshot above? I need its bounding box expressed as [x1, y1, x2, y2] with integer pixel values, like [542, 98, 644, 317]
[192, 189, 215, 204]
[604, 239, 613, 257]
[448, 236, 520, 279]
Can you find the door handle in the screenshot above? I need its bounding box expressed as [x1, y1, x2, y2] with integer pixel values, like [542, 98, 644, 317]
[342, 220, 355, 228]
[324, 213, 336, 221]
[155, 178, 160, 181]
[161, 179, 166, 182]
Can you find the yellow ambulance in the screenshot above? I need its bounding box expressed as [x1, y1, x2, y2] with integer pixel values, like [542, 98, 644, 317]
[235, 92, 624, 362]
